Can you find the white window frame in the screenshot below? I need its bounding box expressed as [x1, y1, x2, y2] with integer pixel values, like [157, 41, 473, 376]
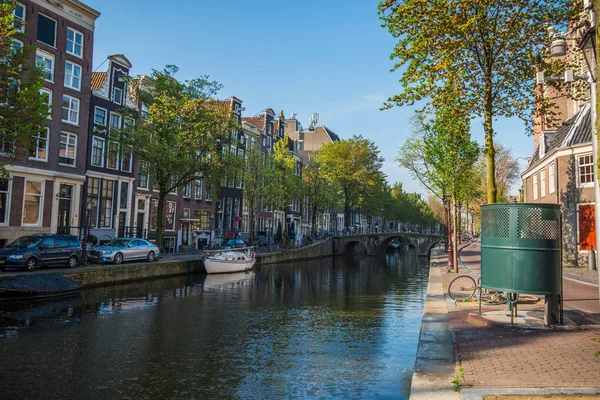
[35, 51, 54, 82]
[94, 106, 107, 126]
[578, 153, 595, 187]
[64, 61, 82, 91]
[549, 162, 556, 194]
[29, 127, 49, 161]
[113, 87, 123, 105]
[22, 179, 44, 226]
[91, 136, 105, 167]
[0, 180, 11, 226]
[166, 201, 176, 231]
[12, 39, 23, 51]
[66, 27, 83, 58]
[137, 161, 149, 189]
[107, 141, 119, 170]
[120, 146, 132, 172]
[540, 169, 546, 197]
[194, 180, 202, 199]
[61, 94, 79, 125]
[37, 14, 57, 48]
[59, 132, 77, 167]
[13, 3, 25, 33]
[533, 174, 538, 201]
[109, 112, 121, 131]
[39, 88, 52, 119]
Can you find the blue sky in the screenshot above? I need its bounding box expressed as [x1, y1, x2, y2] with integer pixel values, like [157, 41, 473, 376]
[86, 0, 531, 196]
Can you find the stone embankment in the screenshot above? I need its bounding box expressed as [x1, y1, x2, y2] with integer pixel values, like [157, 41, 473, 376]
[256, 239, 334, 265]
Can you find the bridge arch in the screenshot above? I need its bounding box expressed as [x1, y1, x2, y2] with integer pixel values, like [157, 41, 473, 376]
[344, 240, 367, 255]
[334, 233, 442, 257]
[376, 234, 416, 254]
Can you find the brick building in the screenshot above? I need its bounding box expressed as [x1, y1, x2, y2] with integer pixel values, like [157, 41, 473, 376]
[0, 0, 100, 245]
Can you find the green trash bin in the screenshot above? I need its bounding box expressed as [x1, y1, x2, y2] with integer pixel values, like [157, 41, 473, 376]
[480, 203, 561, 295]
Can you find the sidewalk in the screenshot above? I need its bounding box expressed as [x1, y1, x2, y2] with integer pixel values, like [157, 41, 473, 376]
[445, 242, 600, 396]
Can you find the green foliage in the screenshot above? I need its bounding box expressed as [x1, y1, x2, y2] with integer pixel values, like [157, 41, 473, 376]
[379, 0, 574, 203]
[302, 157, 338, 236]
[317, 135, 384, 230]
[268, 135, 302, 212]
[0, 2, 50, 181]
[123, 66, 238, 247]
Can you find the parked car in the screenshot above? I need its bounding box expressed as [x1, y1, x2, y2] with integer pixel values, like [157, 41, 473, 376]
[222, 239, 247, 249]
[0, 234, 82, 272]
[89, 238, 160, 264]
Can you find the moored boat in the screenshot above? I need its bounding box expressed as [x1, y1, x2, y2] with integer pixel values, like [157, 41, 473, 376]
[0, 274, 83, 300]
[203, 247, 256, 274]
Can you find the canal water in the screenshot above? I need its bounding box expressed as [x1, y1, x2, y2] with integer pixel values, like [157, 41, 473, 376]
[0, 250, 429, 399]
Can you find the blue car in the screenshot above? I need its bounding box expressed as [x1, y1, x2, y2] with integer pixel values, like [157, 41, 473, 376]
[0, 235, 82, 272]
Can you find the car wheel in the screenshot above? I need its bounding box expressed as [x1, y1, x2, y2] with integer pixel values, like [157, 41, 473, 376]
[25, 257, 37, 272]
[147, 251, 155, 262]
[114, 253, 123, 264]
[67, 255, 78, 268]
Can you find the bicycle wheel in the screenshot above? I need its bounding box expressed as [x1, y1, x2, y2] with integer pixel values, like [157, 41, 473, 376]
[448, 275, 478, 301]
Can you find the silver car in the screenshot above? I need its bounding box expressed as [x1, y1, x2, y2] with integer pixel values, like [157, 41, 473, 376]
[89, 238, 160, 264]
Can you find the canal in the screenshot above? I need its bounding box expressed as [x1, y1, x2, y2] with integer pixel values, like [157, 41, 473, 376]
[0, 250, 429, 399]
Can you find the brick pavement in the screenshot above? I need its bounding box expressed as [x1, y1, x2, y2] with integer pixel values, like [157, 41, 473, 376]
[444, 242, 600, 390]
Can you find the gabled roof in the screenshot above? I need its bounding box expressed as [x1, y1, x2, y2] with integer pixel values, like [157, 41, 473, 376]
[242, 116, 265, 131]
[90, 72, 106, 90]
[528, 102, 591, 168]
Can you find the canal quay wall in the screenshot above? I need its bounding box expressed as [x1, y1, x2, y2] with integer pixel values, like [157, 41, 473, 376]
[410, 249, 459, 400]
[256, 239, 334, 265]
[0, 259, 205, 288]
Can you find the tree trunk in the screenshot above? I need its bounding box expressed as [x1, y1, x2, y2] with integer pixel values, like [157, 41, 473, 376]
[452, 196, 459, 273]
[344, 202, 350, 234]
[457, 204, 462, 244]
[249, 206, 255, 245]
[311, 205, 318, 237]
[484, 86, 497, 204]
[156, 191, 166, 253]
[444, 196, 454, 271]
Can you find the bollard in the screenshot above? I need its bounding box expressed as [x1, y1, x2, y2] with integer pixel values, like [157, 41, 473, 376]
[589, 250, 597, 271]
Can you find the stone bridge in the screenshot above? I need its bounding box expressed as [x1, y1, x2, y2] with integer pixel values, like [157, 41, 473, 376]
[332, 233, 442, 257]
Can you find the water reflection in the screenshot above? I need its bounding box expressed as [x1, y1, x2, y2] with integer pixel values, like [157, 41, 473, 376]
[0, 249, 428, 400]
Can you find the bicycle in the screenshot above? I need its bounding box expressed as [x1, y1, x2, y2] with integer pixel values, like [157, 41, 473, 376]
[447, 274, 507, 304]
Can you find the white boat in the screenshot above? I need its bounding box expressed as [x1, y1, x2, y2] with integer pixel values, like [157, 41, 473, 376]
[203, 247, 256, 274]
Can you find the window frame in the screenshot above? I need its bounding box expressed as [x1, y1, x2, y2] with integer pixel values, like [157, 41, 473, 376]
[578, 154, 595, 187]
[120, 146, 132, 172]
[91, 136, 105, 167]
[39, 88, 52, 118]
[64, 61, 82, 91]
[166, 201, 176, 231]
[29, 127, 49, 162]
[109, 112, 122, 131]
[183, 182, 191, 198]
[194, 180, 202, 200]
[58, 132, 77, 167]
[61, 94, 80, 125]
[137, 161, 149, 189]
[66, 27, 83, 58]
[22, 179, 44, 226]
[13, 3, 25, 33]
[533, 174, 538, 201]
[106, 141, 119, 170]
[540, 169, 546, 197]
[549, 162, 556, 194]
[99, 179, 114, 228]
[113, 87, 123, 105]
[94, 106, 107, 126]
[37, 13, 57, 48]
[35, 50, 54, 82]
[0, 180, 11, 226]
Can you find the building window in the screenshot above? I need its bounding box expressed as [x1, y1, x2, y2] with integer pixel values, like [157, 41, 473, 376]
[29, 127, 48, 161]
[59, 132, 77, 166]
[541, 169, 546, 197]
[61, 95, 79, 125]
[0, 180, 9, 225]
[194, 210, 212, 231]
[37, 14, 56, 47]
[549, 163, 556, 194]
[138, 162, 149, 189]
[35, 51, 54, 82]
[66, 27, 83, 57]
[533, 174, 538, 201]
[183, 182, 191, 198]
[107, 141, 119, 169]
[121, 146, 132, 172]
[22, 180, 43, 225]
[194, 180, 202, 199]
[266, 137, 271, 149]
[120, 182, 128, 209]
[113, 87, 123, 105]
[109, 113, 121, 131]
[100, 180, 114, 228]
[12, 39, 23, 51]
[94, 107, 107, 125]
[91, 137, 105, 167]
[64, 61, 82, 90]
[87, 178, 100, 227]
[578, 154, 594, 186]
[169, 176, 178, 194]
[39, 88, 52, 118]
[124, 117, 135, 132]
[205, 185, 212, 201]
[13, 3, 25, 32]
[166, 201, 176, 231]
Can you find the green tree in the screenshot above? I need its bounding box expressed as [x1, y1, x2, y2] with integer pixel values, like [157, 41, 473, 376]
[317, 135, 384, 232]
[379, 0, 574, 203]
[0, 2, 49, 181]
[242, 142, 271, 244]
[125, 66, 238, 248]
[302, 157, 337, 237]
